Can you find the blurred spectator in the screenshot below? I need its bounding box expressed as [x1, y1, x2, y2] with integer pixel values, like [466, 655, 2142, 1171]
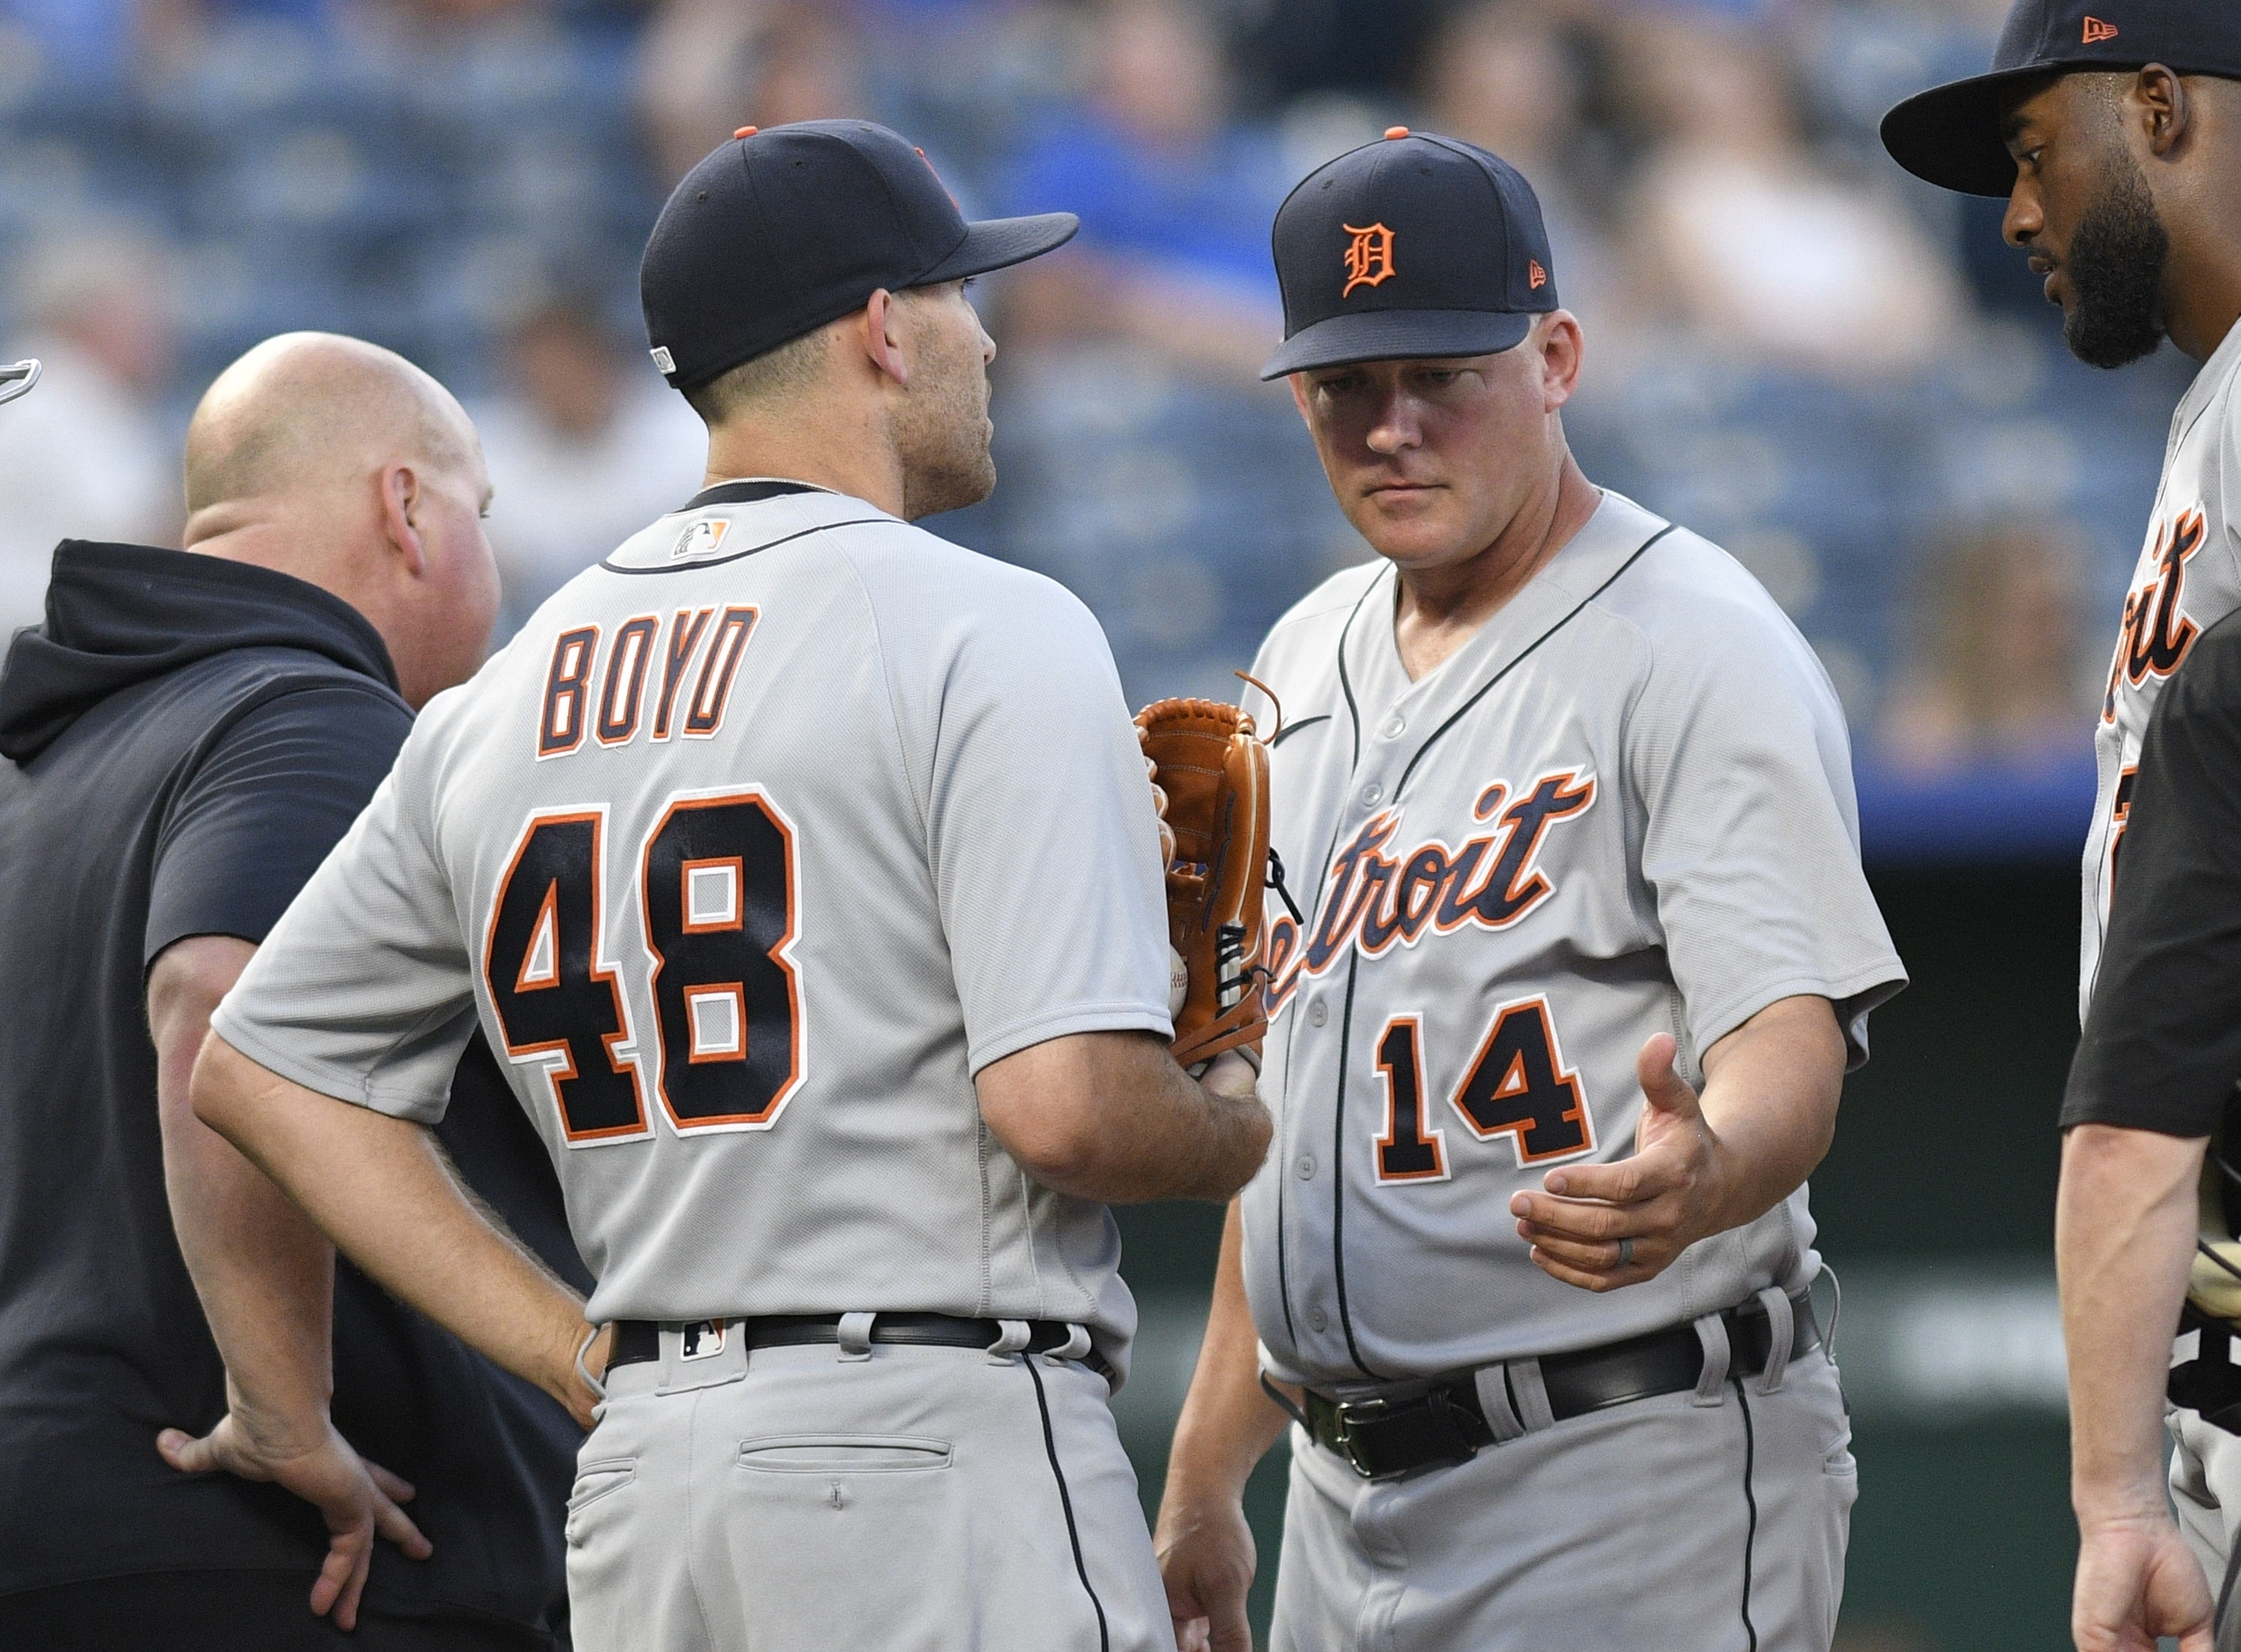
[638, 0, 763, 188]
[740, 4, 871, 130]
[1878, 519, 2092, 775]
[0, 225, 178, 636]
[997, 0, 1287, 384]
[0, 0, 141, 85]
[1620, 8, 1968, 378]
[638, 1, 880, 190]
[1421, 2, 1624, 342]
[473, 293, 707, 628]
[1230, 0, 1444, 109]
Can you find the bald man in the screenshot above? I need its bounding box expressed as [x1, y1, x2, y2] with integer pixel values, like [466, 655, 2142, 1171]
[0, 333, 586, 1650]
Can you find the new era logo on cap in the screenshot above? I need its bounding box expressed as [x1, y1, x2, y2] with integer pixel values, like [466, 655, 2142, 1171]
[1883, 0, 2241, 197]
[650, 345, 676, 374]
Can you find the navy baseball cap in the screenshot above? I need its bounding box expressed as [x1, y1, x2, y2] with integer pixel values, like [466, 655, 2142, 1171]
[641, 120, 1078, 390]
[1883, 0, 2241, 196]
[1262, 129, 1558, 381]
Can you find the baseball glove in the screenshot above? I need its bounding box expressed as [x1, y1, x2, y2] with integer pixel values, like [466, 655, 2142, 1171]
[1136, 696, 1271, 1068]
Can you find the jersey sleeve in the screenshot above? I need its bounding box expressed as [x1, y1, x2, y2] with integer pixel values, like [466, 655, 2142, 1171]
[2065, 618, 2241, 1137]
[1627, 605, 1905, 1070]
[145, 682, 414, 964]
[904, 577, 1174, 1074]
[209, 725, 480, 1124]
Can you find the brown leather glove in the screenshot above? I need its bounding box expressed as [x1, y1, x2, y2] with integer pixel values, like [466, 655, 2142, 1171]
[1135, 698, 1271, 1068]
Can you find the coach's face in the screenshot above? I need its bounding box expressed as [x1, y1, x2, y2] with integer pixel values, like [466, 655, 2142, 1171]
[1289, 312, 1584, 575]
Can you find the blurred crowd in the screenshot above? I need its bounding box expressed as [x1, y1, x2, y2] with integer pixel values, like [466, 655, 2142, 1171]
[0, 0, 2199, 786]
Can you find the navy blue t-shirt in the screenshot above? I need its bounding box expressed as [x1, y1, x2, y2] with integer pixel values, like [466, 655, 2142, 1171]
[0, 544, 584, 1627]
[2067, 608, 2241, 1141]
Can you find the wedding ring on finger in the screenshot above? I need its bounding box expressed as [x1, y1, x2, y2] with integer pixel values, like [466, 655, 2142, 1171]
[1616, 1236, 1634, 1268]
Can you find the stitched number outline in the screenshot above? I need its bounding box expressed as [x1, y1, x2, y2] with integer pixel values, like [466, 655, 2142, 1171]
[484, 790, 806, 1146]
[1372, 1016, 1448, 1183]
[641, 791, 805, 1132]
[1368, 997, 1595, 1180]
[485, 811, 650, 1143]
[1450, 997, 1594, 1165]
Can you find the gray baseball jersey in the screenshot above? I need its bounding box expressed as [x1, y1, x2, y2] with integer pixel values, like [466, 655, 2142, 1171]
[211, 480, 1174, 1361]
[1238, 490, 1906, 1389]
[2081, 318, 2241, 1018]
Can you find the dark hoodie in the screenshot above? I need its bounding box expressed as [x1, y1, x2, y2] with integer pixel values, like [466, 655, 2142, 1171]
[0, 544, 586, 1633]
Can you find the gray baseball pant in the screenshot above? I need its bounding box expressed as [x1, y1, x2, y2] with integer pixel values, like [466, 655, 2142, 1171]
[566, 1328, 1171, 1652]
[1271, 1341, 1854, 1651]
[2168, 1399, 2241, 1650]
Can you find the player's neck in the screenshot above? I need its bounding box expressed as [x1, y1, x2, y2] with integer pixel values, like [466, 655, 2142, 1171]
[2162, 267, 2241, 366]
[1390, 455, 1600, 683]
[701, 405, 907, 517]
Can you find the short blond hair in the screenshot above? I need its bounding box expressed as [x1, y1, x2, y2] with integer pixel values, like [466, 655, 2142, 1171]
[681, 326, 833, 425]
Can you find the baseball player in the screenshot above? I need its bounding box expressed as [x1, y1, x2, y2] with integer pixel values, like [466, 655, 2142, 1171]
[1884, 4, 2241, 1647]
[167, 120, 1270, 1652]
[1153, 132, 1907, 1652]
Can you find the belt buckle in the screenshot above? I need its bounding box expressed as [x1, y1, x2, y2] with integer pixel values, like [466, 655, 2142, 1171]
[1330, 1394, 1396, 1480]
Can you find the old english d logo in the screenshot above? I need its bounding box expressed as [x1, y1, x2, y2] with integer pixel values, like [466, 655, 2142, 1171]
[1342, 223, 1397, 297]
[2082, 14, 2119, 42]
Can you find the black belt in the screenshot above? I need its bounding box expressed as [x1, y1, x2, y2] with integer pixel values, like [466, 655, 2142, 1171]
[607, 1312, 1116, 1383]
[1297, 1289, 1821, 1482]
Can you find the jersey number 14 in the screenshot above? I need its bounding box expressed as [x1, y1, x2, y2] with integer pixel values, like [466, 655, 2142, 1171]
[482, 793, 803, 1144]
[1373, 999, 1593, 1183]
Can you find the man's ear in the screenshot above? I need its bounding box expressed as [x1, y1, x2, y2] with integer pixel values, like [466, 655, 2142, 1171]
[2135, 65, 2189, 160]
[860, 288, 910, 389]
[378, 462, 429, 577]
[1539, 312, 1585, 413]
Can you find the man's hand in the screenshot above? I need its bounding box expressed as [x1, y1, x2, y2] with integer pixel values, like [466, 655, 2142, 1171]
[2059, 1125, 2217, 1652]
[1508, 997, 1845, 1294]
[1155, 1483, 1257, 1652]
[1156, 1199, 1289, 1652]
[2072, 1511, 2215, 1652]
[1509, 1032, 1732, 1290]
[157, 1408, 429, 1630]
[566, 1322, 616, 1430]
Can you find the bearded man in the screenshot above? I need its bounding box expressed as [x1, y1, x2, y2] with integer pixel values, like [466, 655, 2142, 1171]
[1885, 6, 2241, 1648]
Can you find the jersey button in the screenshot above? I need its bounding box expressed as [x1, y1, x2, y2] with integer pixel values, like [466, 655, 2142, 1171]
[1295, 1156, 1315, 1180]
[1309, 1307, 1329, 1332]
[1382, 715, 1405, 739]
[1307, 999, 1328, 1027]
[1361, 783, 1383, 807]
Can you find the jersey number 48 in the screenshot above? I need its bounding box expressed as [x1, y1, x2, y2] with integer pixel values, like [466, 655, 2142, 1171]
[481, 793, 802, 1144]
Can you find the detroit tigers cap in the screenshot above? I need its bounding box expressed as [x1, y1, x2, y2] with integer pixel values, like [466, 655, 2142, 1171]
[1261, 129, 1558, 381]
[641, 119, 1079, 391]
[1882, 0, 2241, 197]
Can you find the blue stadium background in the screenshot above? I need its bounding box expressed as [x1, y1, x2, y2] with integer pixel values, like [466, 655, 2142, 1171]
[0, 0, 2182, 1645]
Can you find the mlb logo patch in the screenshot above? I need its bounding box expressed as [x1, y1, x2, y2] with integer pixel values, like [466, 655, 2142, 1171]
[678, 1319, 728, 1361]
[671, 519, 731, 560]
